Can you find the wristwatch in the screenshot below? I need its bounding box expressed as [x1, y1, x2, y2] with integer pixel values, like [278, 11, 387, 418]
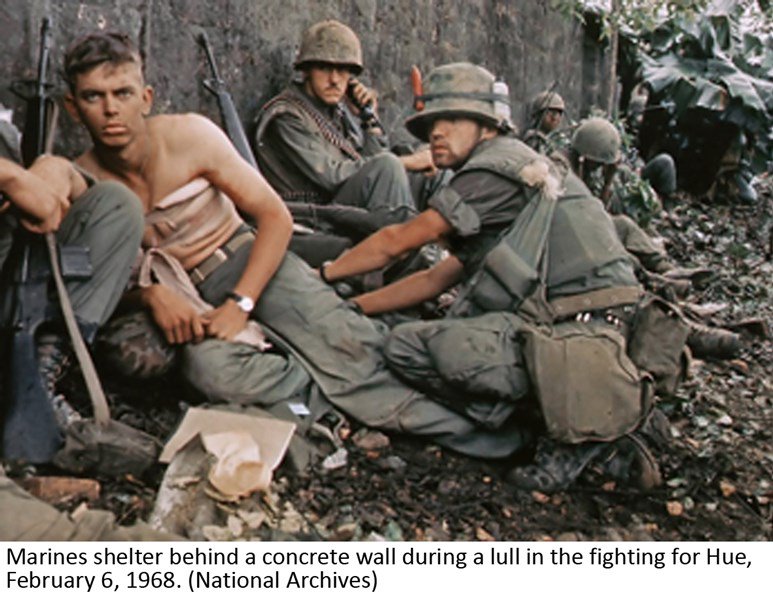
[319, 260, 333, 284]
[225, 291, 255, 313]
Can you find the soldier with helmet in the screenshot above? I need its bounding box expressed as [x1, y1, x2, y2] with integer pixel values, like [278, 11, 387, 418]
[569, 116, 676, 275]
[253, 19, 436, 234]
[569, 117, 741, 361]
[54, 30, 546, 474]
[321, 62, 668, 492]
[570, 116, 622, 183]
[522, 90, 566, 154]
[571, 115, 677, 207]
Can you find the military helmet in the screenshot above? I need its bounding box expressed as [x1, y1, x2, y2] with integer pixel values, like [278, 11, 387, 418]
[294, 20, 363, 75]
[571, 117, 621, 164]
[405, 62, 511, 141]
[531, 90, 565, 115]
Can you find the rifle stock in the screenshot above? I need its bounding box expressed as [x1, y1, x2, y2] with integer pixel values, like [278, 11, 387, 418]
[1, 238, 62, 462]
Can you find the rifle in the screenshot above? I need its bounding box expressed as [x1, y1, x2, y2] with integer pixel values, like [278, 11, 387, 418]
[1, 17, 62, 462]
[2, 19, 130, 467]
[194, 28, 258, 169]
[285, 201, 385, 242]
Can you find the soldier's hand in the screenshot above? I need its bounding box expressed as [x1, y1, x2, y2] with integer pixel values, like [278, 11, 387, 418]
[4, 169, 70, 233]
[399, 147, 438, 176]
[202, 300, 250, 341]
[347, 78, 378, 114]
[19, 195, 69, 234]
[142, 285, 206, 345]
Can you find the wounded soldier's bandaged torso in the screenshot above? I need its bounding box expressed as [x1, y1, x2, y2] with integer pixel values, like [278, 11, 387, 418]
[143, 177, 243, 270]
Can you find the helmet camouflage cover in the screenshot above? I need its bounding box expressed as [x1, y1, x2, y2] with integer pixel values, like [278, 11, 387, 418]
[405, 62, 511, 141]
[294, 19, 363, 74]
[531, 90, 565, 115]
[571, 117, 621, 164]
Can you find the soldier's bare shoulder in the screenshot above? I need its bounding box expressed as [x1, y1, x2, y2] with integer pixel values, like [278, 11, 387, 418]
[147, 113, 223, 154]
[147, 113, 217, 136]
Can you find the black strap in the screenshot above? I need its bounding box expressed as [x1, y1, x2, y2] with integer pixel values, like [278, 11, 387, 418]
[416, 91, 509, 103]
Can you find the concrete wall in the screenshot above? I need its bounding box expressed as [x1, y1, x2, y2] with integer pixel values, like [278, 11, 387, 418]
[0, 0, 610, 156]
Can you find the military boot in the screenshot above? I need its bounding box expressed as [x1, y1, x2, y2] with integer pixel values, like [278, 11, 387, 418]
[734, 169, 758, 205]
[594, 407, 669, 490]
[36, 332, 81, 428]
[645, 271, 691, 299]
[662, 266, 714, 286]
[506, 438, 607, 493]
[37, 332, 161, 478]
[686, 321, 741, 360]
[597, 432, 662, 490]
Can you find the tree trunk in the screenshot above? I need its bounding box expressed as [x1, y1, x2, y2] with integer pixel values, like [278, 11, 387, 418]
[608, 0, 621, 116]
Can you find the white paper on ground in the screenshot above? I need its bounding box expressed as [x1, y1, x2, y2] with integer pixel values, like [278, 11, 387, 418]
[159, 407, 296, 495]
[201, 430, 270, 497]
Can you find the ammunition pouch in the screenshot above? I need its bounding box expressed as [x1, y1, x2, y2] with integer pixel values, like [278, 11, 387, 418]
[457, 240, 540, 315]
[523, 320, 654, 444]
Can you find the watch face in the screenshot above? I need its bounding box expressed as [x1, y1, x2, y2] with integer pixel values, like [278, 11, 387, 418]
[237, 297, 255, 312]
[228, 292, 254, 312]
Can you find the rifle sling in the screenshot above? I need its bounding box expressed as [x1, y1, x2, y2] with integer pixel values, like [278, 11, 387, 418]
[43, 103, 109, 424]
[45, 233, 111, 426]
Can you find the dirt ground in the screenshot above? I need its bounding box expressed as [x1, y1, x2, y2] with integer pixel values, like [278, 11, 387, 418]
[14, 178, 773, 542]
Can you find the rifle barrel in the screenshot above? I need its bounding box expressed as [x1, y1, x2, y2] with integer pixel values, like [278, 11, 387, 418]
[197, 31, 222, 83]
[22, 16, 53, 166]
[36, 18, 52, 92]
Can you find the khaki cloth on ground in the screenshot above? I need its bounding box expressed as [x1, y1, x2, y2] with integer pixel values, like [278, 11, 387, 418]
[0, 470, 179, 541]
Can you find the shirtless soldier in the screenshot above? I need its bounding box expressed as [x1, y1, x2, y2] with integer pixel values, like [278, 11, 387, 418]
[62, 32, 526, 461]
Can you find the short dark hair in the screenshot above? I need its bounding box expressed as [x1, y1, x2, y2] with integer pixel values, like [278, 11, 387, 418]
[63, 31, 143, 90]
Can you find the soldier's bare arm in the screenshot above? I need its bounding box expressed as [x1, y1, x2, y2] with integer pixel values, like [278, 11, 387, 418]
[132, 285, 206, 345]
[324, 208, 453, 281]
[173, 114, 292, 340]
[0, 156, 75, 233]
[30, 155, 88, 200]
[353, 255, 464, 315]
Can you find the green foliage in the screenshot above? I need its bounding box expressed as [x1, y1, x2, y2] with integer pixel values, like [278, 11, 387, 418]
[551, 0, 712, 41]
[616, 120, 662, 225]
[555, 0, 772, 176]
[638, 1, 771, 172]
[614, 166, 661, 225]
